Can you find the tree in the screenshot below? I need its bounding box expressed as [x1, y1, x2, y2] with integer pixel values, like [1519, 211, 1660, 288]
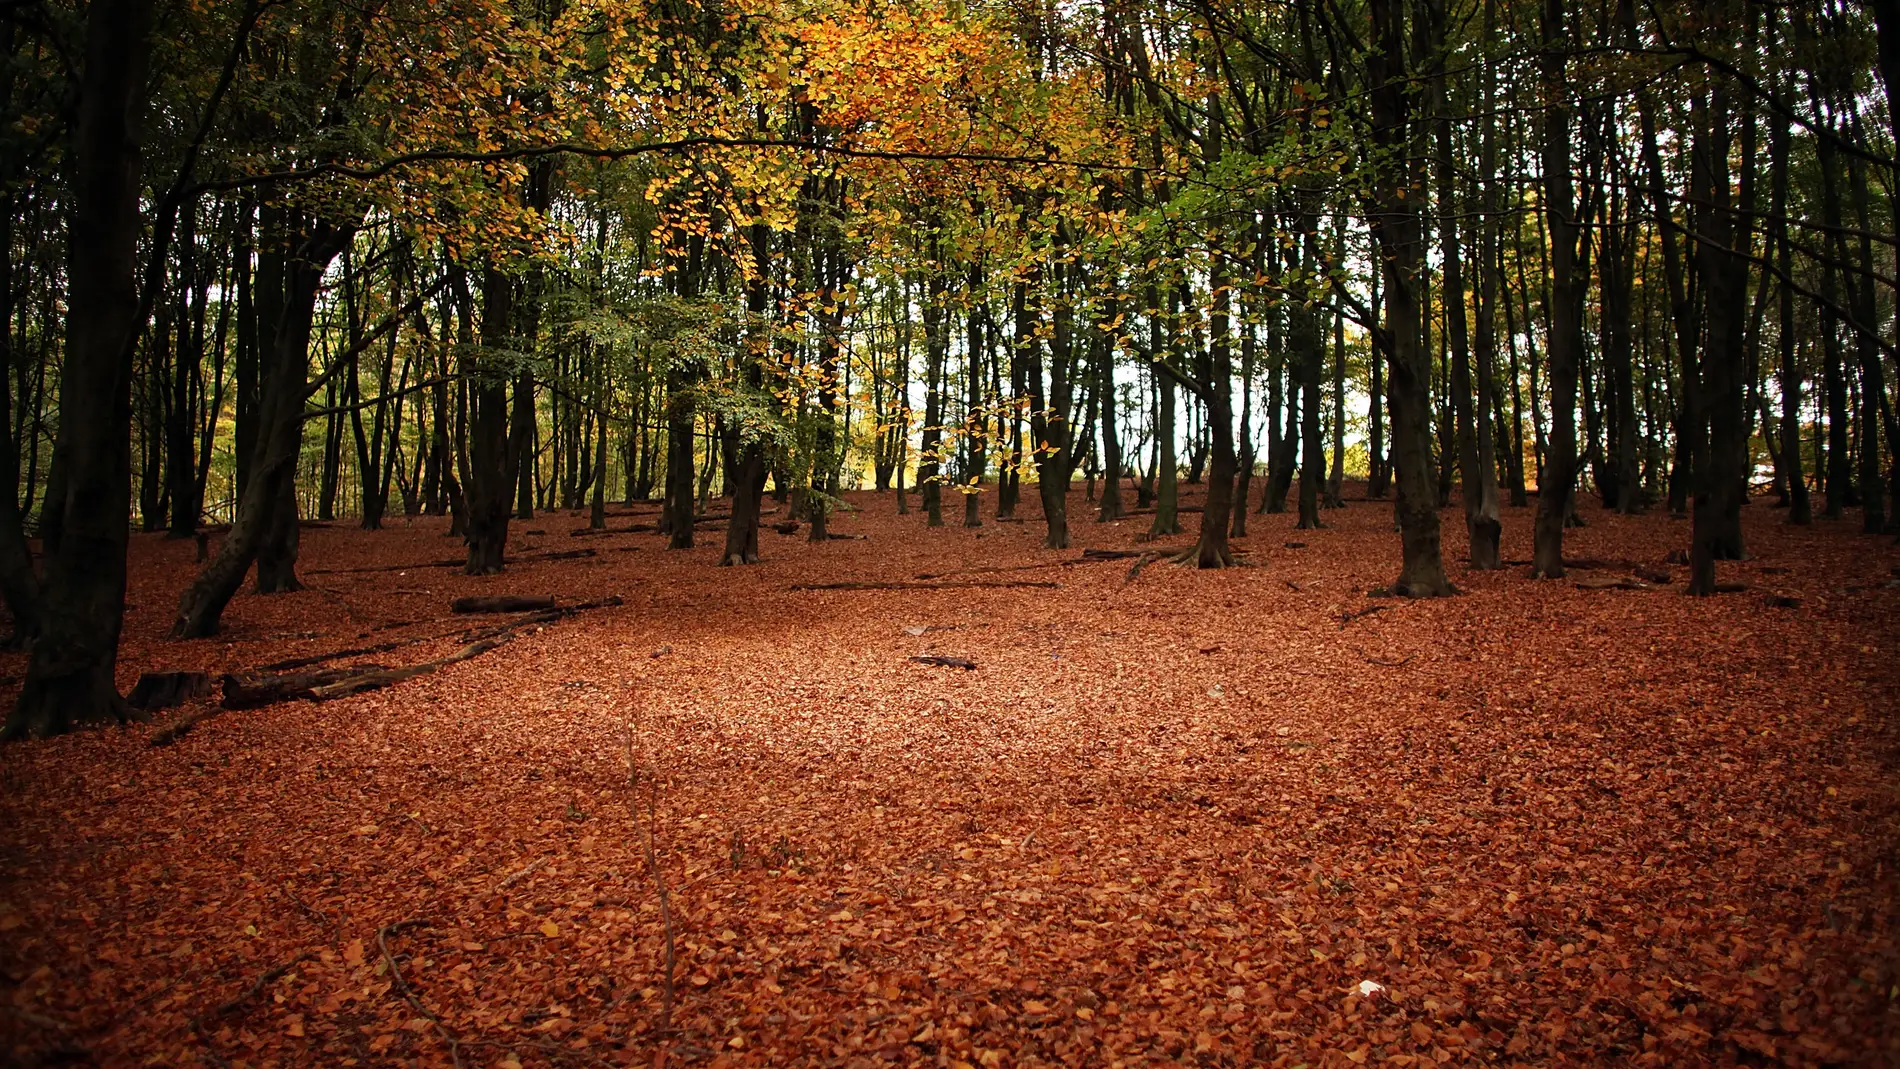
[5, 0, 157, 737]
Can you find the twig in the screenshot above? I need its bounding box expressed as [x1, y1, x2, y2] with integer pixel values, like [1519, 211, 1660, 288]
[1355, 648, 1415, 667]
[190, 952, 314, 1067]
[213, 955, 312, 1017]
[1338, 605, 1392, 629]
[378, 919, 465, 1069]
[497, 857, 547, 889]
[280, 882, 341, 944]
[1124, 551, 1163, 584]
[191, 1018, 235, 1069]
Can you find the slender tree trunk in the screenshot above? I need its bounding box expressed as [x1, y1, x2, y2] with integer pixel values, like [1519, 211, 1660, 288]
[1326, 223, 1348, 509]
[1097, 281, 1126, 523]
[464, 265, 516, 571]
[1032, 258, 1076, 551]
[723, 223, 772, 564]
[1194, 211, 1237, 567]
[920, 263, 947, 526]
[1689, 86, 1750, 594]
[1532, 0, 1582, 580]
[963, 262, 986, 528]
[808, 233, 847, 543]
[1149, 283, 1181, 537]
[1294, 211, 1325, 531]
[1773, 98, 1810, 525]
[0, 199, 41, 643]
[174, 223, 351, 637]
[1368, 0, 1453, 596]
[1847, 149, 1886, 534]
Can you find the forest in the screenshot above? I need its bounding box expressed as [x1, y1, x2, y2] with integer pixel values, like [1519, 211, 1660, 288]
[0, 0, 1896, 1064]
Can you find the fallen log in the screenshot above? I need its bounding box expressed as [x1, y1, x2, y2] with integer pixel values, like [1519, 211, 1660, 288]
[309, 635, 511, 700]
[909, 655, 977, 670]
[451, 595, 558, 614]
[533, 549, 598, 562]
[305, 557, 464, 574]
[1574, 575, 1650, 591]
[220, 665, 384, 710]
[203, 596, 625, 721]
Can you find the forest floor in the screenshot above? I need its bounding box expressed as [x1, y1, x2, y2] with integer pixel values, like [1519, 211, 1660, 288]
[1, 483, 1897, 1068]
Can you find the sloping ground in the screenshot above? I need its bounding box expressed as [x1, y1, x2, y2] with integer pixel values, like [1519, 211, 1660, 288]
[1, 486, 1896, 1067]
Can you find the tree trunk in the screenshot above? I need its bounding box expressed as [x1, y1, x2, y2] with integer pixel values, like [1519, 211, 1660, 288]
[464, 265, 516, 572]
[0, 199, 41, 644]
[1194, 216, 1237, 568]
[1367, 0, 1453, 596]
[1148, 284, 1181, 537]
[1847, 150, 1886, 534]
[1097, 289, 1126, 523]
[1294, 211, 1325, 531]
[963, 263, 986, 528]
[7, 0, 155, 737]
[920, 263, 947, 526]
[1460, 0, 1504, 564]
[1771, 99, 1811, 525]
[1032, 259, 1076, 551]
[173, 223, 352, 637]
[1532, 0, 1582, 580]
[1689, 86, 1750, 594]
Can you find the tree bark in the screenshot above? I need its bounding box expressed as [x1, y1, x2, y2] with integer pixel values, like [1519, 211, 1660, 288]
[6, 0, 154, 736]
[1689, 85, 1750, 594]
[465, 264, 516, 572]
[1367, 0, 1453, 596]
[1532, 0, 1582, 580]
[172, 223, 352, 637]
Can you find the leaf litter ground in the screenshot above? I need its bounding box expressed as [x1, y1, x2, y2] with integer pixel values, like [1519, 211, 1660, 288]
[1, 486, 1896, 1067]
